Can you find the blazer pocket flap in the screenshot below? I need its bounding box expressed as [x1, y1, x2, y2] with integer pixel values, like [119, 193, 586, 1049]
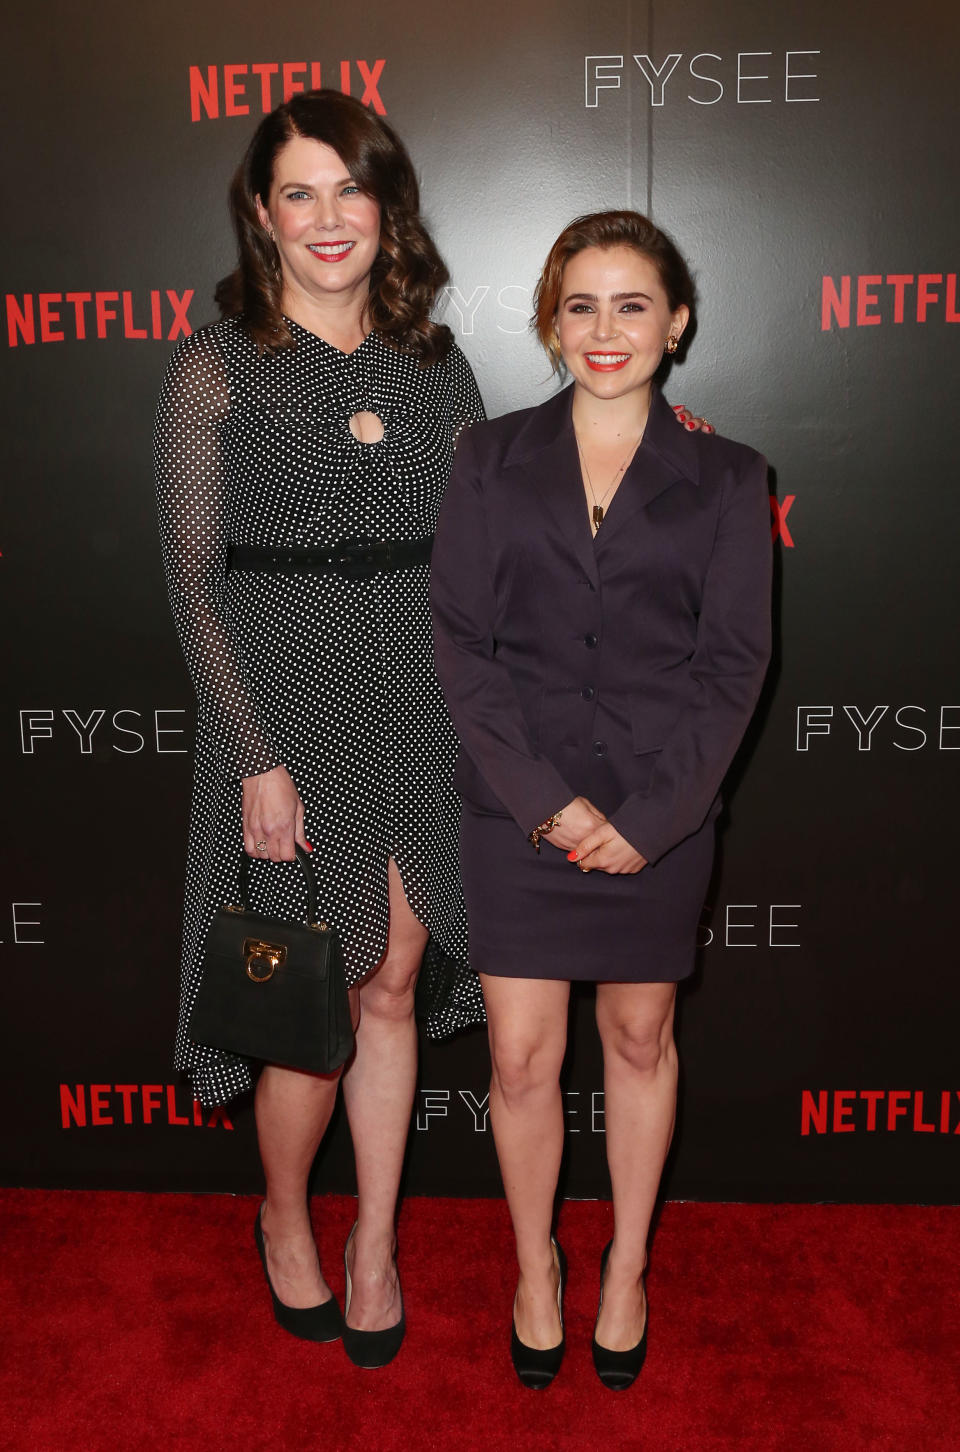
[630, 699, 682, 754]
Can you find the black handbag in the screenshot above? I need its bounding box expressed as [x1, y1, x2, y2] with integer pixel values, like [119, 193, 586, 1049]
[188, 846, 354, 1075]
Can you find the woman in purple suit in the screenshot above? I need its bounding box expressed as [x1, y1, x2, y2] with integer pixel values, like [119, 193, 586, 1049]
[431, 211, 772, 1390]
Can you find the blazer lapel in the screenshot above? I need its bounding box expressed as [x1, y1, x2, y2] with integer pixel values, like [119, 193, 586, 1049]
[504, 385, 600, 589]
[594, 386, 701, 546]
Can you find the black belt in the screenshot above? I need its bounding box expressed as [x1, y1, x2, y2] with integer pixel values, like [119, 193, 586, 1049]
[228, 537, 434, 580]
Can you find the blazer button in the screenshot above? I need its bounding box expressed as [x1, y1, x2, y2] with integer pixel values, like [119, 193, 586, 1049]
[584, 633, 598, 649]
[592, 739, 608, 757]
[580, 686, 595, 701]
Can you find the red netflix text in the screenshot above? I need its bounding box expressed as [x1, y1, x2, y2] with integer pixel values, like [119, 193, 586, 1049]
[770, 494, 795, 547]
[60, 1083, 233, 1130]
[821, 274, 960, 330]
[189, 60, 386, 122]
[801, 1089, 960, 1135]
[6, 291, 194, 348]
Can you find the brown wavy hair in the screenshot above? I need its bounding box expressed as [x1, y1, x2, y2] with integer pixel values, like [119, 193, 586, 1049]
[532, 210, 696, 373]
[215, 90, 452, 363]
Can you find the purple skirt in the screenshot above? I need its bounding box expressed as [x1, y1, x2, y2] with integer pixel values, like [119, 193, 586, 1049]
[459, 806, 714, 982]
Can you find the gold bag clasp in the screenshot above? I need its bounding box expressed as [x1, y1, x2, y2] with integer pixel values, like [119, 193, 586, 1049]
[244, 938, 287, 983]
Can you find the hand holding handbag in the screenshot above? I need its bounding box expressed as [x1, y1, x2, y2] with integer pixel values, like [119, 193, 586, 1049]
[188, 846, 354, 1075]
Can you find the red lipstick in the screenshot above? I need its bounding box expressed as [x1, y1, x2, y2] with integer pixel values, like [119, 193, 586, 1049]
[307, 241, 356, 264]
[584, 352, 630, 372]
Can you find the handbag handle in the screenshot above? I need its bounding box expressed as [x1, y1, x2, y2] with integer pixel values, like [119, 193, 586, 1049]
[236, 845, 321, 925]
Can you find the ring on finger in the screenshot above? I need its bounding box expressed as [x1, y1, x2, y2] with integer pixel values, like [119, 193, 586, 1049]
[255, 839, 267, 851]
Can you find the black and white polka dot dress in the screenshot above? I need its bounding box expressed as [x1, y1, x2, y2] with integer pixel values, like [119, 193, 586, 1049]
[155, 316, 486, 1106]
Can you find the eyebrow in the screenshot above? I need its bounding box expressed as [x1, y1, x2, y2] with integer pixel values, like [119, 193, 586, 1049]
[280, 177, 356, 190]
[563, 291, 654, 304]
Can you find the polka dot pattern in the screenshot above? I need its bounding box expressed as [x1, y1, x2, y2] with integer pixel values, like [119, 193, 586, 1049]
[155, 317, 486, 1105]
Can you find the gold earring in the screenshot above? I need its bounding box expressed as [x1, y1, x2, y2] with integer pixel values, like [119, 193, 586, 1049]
[665, 335, 679, 355]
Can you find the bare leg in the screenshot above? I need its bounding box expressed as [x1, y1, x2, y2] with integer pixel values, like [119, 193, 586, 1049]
[480, 973, 570, 1349]
[255, 1056, 351, 1308]
[594, 980, 678, 1350]
[340, 857, 427, 1331]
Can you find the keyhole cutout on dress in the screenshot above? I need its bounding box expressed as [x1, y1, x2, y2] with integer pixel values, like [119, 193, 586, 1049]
[348, 410, 385, 444]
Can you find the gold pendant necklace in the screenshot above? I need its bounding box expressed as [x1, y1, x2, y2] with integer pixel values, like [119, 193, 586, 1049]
[575, 431, 643, 532]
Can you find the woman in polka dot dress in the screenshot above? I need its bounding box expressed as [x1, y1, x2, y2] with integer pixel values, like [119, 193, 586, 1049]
[154, 91, 484, 1365]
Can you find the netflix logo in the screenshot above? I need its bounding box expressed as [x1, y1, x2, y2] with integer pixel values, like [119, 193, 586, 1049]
[821, 273, 960, 330]
[801, 1089, 960, 1136]
[5, 290, 194, 348]
[189, 60, 386, 122]
[19, 709, 190, 757]
[60, 1083, 233, 1130]
[796, 706, 960, 752]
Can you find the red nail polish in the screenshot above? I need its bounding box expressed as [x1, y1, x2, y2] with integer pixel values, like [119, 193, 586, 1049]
[702, 423, 715, 433]
[671, 403, 684, 414]
[685, 420, 697, 430]
[567, 851, 579, 861]
[305, 841, 313, 850]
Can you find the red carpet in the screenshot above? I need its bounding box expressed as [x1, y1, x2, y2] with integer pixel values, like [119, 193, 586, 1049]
[2, 1191, 958, 1451]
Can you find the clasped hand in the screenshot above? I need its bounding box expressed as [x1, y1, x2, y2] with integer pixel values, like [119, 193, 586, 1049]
[547, 797, 648, 875]
[242, 764, 311, 860]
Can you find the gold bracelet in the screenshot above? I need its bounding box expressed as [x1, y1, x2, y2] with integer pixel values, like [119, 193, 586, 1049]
[528, 810, 562, 854]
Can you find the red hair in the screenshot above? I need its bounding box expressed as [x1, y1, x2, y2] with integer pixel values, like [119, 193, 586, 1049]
[532, 210, 696, 372]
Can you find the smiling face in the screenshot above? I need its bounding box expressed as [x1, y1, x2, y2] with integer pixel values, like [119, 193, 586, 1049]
[254, 134, 381, 312]
[555, 244, 689, 405]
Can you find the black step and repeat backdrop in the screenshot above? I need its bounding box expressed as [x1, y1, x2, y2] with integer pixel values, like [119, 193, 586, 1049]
[3, 0, 957, 1202]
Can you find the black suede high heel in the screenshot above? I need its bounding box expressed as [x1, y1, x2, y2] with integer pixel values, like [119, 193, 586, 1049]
[341, 1222, 406, 1368]
[510, 1239, 567, 1389]
[254, 1206, 343, 1342]
[591, 1240, 648, 1390]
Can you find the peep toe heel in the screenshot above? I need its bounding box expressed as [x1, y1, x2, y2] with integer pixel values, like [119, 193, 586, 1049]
[591, 1240, 648, 1390]
[510, 1239, 567, 1389]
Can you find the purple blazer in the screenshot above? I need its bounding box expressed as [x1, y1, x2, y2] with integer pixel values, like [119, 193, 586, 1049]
[430, 384, 772, 865]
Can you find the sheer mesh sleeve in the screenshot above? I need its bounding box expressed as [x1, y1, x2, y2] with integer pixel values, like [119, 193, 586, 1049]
[447, 341, 486, 439]
[154, 328, 280, 779]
